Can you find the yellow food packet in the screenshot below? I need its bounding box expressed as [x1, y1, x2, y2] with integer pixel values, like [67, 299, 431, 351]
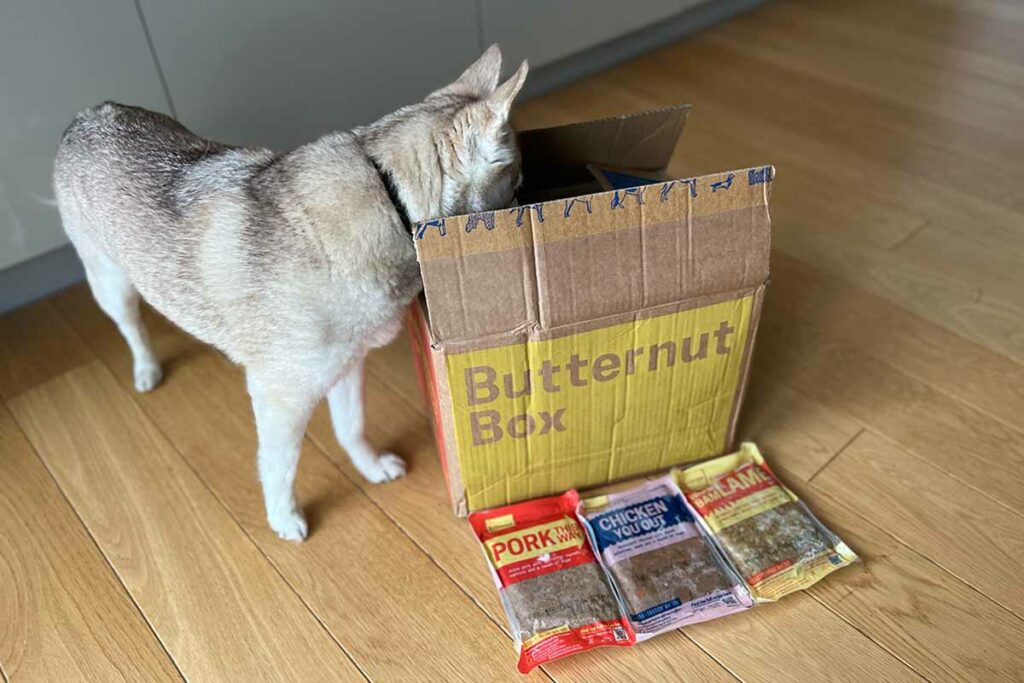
[674, 443, 857, 601]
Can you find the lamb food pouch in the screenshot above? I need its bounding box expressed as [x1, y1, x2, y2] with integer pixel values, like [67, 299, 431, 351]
[469, 490, 635, 673]
[579, 476, 752, 638]
[676, 443, 857, 602]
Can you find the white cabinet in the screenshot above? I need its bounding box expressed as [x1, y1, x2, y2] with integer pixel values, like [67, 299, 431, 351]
[480, 0, 686, 72]
[138, 0, 481, 150]
[0, 0, 170, 271]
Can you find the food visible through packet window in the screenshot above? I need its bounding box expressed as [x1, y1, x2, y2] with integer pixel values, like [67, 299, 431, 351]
[469, 490, 635, 673]
[676, 443, 857, 602]
[579, 476, 752, 639]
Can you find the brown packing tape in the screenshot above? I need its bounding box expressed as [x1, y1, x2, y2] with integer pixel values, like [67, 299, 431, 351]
[415, 167, 771, 262]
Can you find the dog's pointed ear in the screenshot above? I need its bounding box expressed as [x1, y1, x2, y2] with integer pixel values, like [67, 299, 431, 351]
[487, 60, 528, 122]
[437, 44, 503, 97]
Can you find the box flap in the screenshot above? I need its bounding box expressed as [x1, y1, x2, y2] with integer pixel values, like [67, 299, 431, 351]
[415, 164, 773, 346]
[517, 105, 690, 201]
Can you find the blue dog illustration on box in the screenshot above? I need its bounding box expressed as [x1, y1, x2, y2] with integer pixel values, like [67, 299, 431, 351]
[509, 203, 545, 227]
[610, 187, 646, 209]
[711, 174, 735, 193]
[660, 179, 697, 202]
[415, 217, 447, 240]
[465, 211, 496, 233]
[563, 197, 593, 218]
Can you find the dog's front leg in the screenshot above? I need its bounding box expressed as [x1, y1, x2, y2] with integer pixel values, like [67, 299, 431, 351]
[328, 356, 407, 484]
[248, 373, 316, 541]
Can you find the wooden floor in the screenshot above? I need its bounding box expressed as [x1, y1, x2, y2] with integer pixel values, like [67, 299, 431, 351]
[2, 0, 1023, 680]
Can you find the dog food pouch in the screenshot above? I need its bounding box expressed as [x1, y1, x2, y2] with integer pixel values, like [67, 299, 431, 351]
[676, 443, 857, 602]
[578, 476, 752, 639]
[469, 490, 635, 673]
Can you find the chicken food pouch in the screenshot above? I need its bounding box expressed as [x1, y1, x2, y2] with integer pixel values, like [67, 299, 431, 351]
[579, 476, 752, 639]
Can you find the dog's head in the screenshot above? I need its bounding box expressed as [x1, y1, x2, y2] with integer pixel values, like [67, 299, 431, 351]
[428, 45, 528, 216]
[367, 45, 528, 222]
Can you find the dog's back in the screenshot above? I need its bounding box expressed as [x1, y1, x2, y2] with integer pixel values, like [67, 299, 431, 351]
[54, 101, 419, 370]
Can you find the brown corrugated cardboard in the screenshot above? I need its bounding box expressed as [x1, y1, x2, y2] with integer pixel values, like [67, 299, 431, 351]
[407, 105, 772, 515]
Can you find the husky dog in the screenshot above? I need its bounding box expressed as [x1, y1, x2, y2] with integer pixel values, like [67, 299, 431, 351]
[54, 46, 527, 541]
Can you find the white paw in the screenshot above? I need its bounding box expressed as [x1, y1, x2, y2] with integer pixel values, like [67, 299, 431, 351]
[134, 363, 163, 392]
[268, 507, 308, 542]
[362, 453, 407, 484]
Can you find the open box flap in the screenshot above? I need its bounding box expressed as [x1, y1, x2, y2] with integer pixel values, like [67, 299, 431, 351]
[517, 104, 691, 202]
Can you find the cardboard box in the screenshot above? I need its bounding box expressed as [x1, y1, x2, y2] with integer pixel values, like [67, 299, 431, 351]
[407, 105, 772, 515]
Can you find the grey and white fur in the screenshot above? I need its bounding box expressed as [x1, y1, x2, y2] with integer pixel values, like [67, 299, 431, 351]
[53, 46, 527, 541]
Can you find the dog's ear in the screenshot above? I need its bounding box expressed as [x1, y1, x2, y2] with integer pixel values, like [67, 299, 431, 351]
[486, 60, 528, 122]
[437, 44, 503, 97]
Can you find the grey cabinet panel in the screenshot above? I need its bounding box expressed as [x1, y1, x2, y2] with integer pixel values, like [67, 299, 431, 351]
[140, 0, 481, 150]
[0, 0, 171, 270]
[480, 0, 685, 71]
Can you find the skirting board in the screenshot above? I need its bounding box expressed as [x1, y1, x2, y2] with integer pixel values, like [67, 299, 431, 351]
[0, 0, 766, 314]
[0, 244, 85, 314]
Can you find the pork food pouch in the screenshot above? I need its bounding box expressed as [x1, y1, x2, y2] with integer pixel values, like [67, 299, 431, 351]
[469, 490, 635, 673]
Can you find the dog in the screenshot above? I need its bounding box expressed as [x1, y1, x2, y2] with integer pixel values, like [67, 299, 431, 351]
[54, 45, 527, 541]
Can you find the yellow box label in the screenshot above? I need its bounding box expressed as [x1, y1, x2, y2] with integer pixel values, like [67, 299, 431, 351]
[446, 296, 755, 511]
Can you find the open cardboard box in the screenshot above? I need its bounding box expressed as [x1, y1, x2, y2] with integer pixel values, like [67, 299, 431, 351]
[407, 105, 773, 515]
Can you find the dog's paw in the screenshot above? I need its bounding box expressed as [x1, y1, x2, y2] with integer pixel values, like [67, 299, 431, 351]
[133, 363, 163, 393]
[363, 453, 407, 484]
[268, 508, 308, 542]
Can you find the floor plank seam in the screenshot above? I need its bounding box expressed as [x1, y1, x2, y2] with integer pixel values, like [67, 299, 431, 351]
[297, 427, 566, 682]
[763, 296, 1024, 432]
[366, 365, 428, 418]
[0, 304, 97, 404]
[103, 386, 373, 682]
[762, 364, 1024, 521]
[886, 218, 931, 252]
[701, 28, 1024, 204]
[807, 427, 866, 483]
[868, 427, 1024, 524]
[678, 631, 745, 682]
[806, 592, 929, 682]
[225, 529, 373, 683]
[5, 400, 188, 683]
[790, 2, 1022, 93]
[793, 456, 1024, 627]
[908, 544, 1024, 627]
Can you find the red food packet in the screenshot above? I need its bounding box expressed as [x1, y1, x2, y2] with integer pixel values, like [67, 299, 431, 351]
[469, 490, 635, 673]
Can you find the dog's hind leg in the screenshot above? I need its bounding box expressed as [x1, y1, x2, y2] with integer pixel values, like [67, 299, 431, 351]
[82, 251, 163, 392]
[247, 372, 316, 541]
[328, 356, 406, 484]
